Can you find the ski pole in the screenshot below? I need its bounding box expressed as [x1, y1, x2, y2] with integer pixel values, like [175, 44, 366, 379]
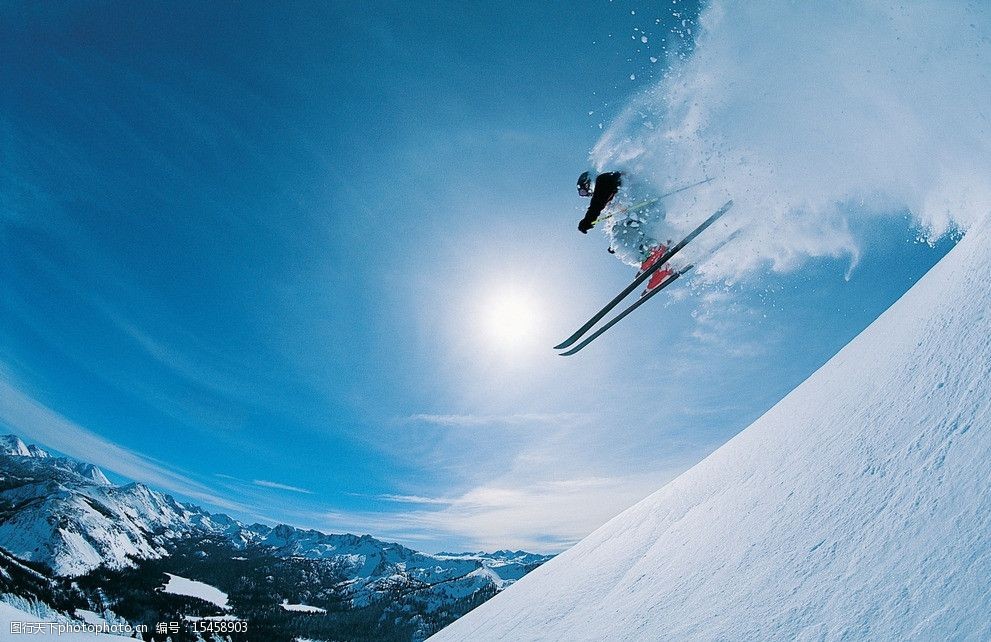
[589, 177, 713, 227]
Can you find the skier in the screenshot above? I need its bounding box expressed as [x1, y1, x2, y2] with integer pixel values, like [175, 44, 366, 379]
[556, 188, 733, 354]
[576, 170, 673, 293]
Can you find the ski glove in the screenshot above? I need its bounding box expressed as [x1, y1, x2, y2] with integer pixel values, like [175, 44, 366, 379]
[578, 218, 594, 234]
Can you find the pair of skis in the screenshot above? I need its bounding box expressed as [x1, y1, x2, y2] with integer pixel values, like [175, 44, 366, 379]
[555, 200, 734, 356]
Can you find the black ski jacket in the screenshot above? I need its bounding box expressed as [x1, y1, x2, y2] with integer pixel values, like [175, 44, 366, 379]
[579, 172, 622, 233]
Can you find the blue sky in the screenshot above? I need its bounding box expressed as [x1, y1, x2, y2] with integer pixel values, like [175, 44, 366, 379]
[0, 1, 957, 552]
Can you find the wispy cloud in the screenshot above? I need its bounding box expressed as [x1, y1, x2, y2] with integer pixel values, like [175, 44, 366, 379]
[116, 321, 257, 407]
[252, 479, 313, 495]
[407, 412, 589, 428]
[0, 129, 60, 231]
[375, 494, 452, 505]
[299, 472, 680, 553]
[0, 369, 253, 516]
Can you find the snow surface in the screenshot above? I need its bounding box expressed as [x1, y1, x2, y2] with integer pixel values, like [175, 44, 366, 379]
[0, 602, 132, 640]
[434, 223, 991, 640]
[74, 608, 109, 627]
[160, 573, 229, 610]
[280, 600, 327, 613]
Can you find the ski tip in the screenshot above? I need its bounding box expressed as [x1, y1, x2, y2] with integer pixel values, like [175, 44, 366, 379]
[555, 340, 582, 355]
[559, 338, 595, 356]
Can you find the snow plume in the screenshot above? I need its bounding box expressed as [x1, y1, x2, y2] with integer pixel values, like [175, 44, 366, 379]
[592, 0, 991, 282]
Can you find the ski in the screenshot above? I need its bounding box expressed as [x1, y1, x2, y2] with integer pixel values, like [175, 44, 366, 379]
[554, 199, 733, 350]
[559, 265, 694, 356]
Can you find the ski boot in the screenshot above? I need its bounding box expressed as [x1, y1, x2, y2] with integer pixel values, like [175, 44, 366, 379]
[638, 243, 673, 296]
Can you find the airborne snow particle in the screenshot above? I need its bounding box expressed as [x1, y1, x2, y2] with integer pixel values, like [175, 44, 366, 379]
[641, 36, 649, 44]
[650, 57, 658, 63]
[630, 74, 636, 80]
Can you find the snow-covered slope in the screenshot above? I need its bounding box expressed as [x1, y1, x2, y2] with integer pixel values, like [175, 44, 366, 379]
[435, 225, 991, 641]
[160, 573, 230, 610]
[0, 602, 133, 640]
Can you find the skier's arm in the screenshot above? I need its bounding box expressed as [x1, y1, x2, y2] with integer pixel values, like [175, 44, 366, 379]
[578, 205, 602, 233]
[578, 172, 621, 233]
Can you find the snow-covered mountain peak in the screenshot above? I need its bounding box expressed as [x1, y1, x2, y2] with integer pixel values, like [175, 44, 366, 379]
[27, 445, 50, 458]
[72, 462, 111, 486]
[1, 434, 110, 486]
[435, 224, 991, 640]
[0, 435, 49, 458]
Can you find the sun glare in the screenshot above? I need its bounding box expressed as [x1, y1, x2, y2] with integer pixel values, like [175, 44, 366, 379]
[481, 288, 541, 349]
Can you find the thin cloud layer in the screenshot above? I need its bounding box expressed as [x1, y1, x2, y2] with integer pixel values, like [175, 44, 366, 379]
[310, 474, 680, 553]
[407, 412, 589, 427]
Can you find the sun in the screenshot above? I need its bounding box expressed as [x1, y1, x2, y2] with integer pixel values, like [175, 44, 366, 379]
[481, 288, 541, 349]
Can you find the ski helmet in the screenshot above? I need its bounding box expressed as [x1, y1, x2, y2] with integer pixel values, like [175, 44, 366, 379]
[577, 171, 593, 197]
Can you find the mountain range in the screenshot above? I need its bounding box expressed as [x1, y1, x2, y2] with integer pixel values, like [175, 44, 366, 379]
[0, 434, 551, 640]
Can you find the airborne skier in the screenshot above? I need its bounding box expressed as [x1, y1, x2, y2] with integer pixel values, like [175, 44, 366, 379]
[559, 170, 733, 355]
[576, 170, 674, 294]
